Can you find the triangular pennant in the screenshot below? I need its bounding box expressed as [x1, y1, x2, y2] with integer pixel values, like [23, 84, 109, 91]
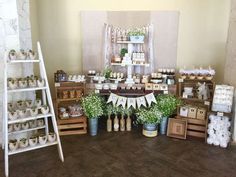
[116, 96, 127, 108]
[145, 93, 157, 107]
[107, 93, 118, 106]
[136, 96, 146, 108]
[127, 97, 136, 109]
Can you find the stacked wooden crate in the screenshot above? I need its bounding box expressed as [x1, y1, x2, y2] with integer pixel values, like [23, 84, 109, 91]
[54, 82, 87, 135]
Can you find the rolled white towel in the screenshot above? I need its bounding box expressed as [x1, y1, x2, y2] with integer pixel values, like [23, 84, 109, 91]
[220, 142, 228, 148]
[207, 138, 213, 145]
[213, 140, 220, 146]
[207, 129, 212, 134]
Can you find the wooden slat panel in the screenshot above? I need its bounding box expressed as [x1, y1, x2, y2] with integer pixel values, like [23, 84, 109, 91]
[187, 118, 206, 125]
[56, 82, 85, 87]
[187, 124, 205, 132]
[58, 123, 87, 130]
[57, 117, 86, 125]
[176, 116, 206, 125]
[187, 130, 205, 138]
[59, 130, 87, 136]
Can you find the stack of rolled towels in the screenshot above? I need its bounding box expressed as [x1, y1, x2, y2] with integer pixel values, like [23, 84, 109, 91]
[207, 114, 231, 148]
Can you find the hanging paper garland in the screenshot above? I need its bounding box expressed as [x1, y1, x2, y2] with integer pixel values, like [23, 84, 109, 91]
[107, 93, 118, 106]
[107, 92, 156, 109]
[136, 96, 146, 108]
[127, 97, 136, 109]
[145, 93, 157, 106]
[116, 96, 127, 108]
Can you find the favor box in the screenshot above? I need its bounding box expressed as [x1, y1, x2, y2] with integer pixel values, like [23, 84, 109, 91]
[180, 106, 189, 117]
[160, 84, 168, 91]
[188, 107, 197, 119]
[145, 83, 153, 90]
[196, 108, 206, 120]
[153, 84, 160, 90]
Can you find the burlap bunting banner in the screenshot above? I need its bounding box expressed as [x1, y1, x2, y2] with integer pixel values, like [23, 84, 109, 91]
[107, 92, 156, 109]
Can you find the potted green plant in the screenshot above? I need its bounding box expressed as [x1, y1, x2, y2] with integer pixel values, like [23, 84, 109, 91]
[154, 95, 181, 135]
[124, 107, 133, 131]
[103, 67, 112, 80]
[112, 105, 120, 131]
[117, 106, 126, 131]
[104, 103, 113, 132]
[136, 107, 162, 137]
[81, 93, 103, 136]
[120, 48, 128, 58]
[128, 28, 145, 42]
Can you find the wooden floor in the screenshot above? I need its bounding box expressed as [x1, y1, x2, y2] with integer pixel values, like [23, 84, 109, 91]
[1, 128, 236, 177]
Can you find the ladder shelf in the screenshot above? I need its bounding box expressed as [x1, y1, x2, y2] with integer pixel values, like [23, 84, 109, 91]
[3, 42, 64, 177]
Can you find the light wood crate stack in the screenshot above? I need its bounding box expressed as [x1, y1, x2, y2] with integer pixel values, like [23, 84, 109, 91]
[54, 82, 87, 135]
[176, 78, 215, 140]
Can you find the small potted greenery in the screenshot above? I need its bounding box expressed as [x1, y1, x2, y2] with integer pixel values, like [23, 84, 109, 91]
[112, 105, 120, 131]
[124, 107, 133, 131]
[154, 95, 181, 135]
[136, 107, 162, 137]
[103, 67, 112, 80]
[104, 104, 113, 132]
[128, 28, 145, 42]
[81, 93, 104, 136]
[120, 48, 128, 58]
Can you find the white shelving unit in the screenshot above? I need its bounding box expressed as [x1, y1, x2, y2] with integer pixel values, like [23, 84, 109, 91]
[113, 41, 149, 84]
[2, 42, 64, 177]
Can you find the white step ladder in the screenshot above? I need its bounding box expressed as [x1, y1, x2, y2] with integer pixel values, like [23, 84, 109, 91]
[2, 42, 64, 177]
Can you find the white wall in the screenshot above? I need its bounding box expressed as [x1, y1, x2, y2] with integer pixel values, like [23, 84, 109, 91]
[225, 0, 236, 142]
[31, 0, 230, 93]
[0, 0, 33, 144]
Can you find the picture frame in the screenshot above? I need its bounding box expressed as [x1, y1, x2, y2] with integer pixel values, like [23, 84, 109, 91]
[167, 118, 187, 139]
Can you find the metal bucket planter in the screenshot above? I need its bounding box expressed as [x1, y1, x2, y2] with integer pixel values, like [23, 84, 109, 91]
[130, 35, 145, 42]
[142, 123, 158, 137]
[89, 118, 98, 136]
[160, 117, 168, 135]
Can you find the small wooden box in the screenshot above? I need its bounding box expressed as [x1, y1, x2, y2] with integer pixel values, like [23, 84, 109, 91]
[145, 83, 153, 90]
[180, 106, 189, 117]
[196, 108, 206, 120]
[187, 107, 197, 119]
[153, 84, 160, 90]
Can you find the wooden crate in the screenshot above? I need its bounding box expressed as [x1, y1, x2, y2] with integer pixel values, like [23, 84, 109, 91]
[54, 81, 87, 136]
[176, 115, 207, 140]
[57, 116, 87, 135]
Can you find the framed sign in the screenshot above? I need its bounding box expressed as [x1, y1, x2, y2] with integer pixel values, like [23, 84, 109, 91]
[167, 118, 187, 139]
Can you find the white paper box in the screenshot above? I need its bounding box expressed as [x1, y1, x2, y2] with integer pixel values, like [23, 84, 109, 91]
[180, 106, 189, 117]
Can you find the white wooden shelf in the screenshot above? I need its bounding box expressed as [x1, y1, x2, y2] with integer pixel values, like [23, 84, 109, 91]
[8, 141, 58, 155]
[8, 114, 53, 124]
[116, 41, 144, 44]
[111, 63, 150, 67]
[7, 86, 47, 93]
[8, 126, 46, 135]
[7, 60, 40, 63]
